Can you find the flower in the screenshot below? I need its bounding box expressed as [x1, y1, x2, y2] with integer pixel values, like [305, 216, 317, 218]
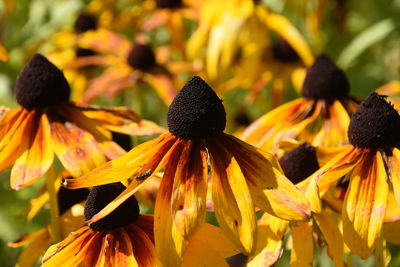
[0, 42, 8, 61]
[0, 54, 164, 189]
[65, 29, 178, 105]
[42, 182, 239, 266]
[299, 92, 400, 258]
[9, 183, 89, 267]
[249, 143, 344, 267]
[64, 75, 311, 265]
[186, 0, 313, 81]
[241, 54, 356, 151]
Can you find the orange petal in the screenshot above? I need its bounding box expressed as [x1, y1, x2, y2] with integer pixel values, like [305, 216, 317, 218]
[171, 141, 208, 239]
[388, 148, 400, 208]
[42, 227, 96, 266]
[343, 151, 388, 259]
[128, 224, 157, 267]
[11, 113, 54, 189]
[64, 133, 176, 189]
[383, 220, 400, 246]
[155, 140, 186, 267]
[112, 229, 138, 267]
[210, 144, 257, 255]
[311, 100, 350, 147]
[0, 109, 33, 172]
[241, 99, 321, 151]
[0, 43, 8, 62]
[50, 120, 106, 177]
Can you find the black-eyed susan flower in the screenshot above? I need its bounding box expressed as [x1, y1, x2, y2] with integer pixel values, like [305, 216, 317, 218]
[9, 185, 89, 267]
[299, 92, 400, 259]
[248, 143, 344, 267]
[65, 29, 178, 105]
[187, 0, 313, 82]
[42, 182, 239, 266]
[64, 76, 311, 266]
[0, 54, 163, 189]
[241, 54, 355, 151]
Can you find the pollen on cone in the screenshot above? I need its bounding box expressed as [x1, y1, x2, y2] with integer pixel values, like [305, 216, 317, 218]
[301, 54, 349, 102]
[167, 76, 226, 139]
[348, 92, 400, 150]
[84, 183, 140, 231]
[15, 54, 71, 109]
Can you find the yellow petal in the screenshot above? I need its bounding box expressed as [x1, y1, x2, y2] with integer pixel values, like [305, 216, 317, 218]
[383, 219, 400, 245]
[112, 229, 138, 267]
[11, 113, 54, 189]
[171, 141, 208, 239]
[128, 224, 156, 267]
[50, 120, 106, 177]
[387, 148, 400, 208]
[210, 145, 257, 255]
[182, 238, 230, 267]
[314, 210, 344, 267]
[144, 73, 178, 106]
[290, 221, 314, 267]
[343, 151, 388, 259]
[247, 213, 288, 267]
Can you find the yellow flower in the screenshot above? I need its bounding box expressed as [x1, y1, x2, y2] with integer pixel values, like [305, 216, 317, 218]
[241, 54, 355, 151]
[0, 54, 163, 189]
[298, 92, 400, 259]
[187, 0, 313, 81]
[64, 29, 178, 105]
[9, 180, 89, 267]
[249, 142, 344, 267]
[42, 183, 239, 267]
[64, 76, 311, 266]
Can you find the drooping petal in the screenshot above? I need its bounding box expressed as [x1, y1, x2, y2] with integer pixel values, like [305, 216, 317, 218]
[343, 151, 388, 259]
[311, 100, 350, 147]
[50, 120, 106, 177]
[155, 140, 186, 267]
[65, 133, 176, 189]
[128, 224, 157, 267]
[209, 144, 257, 255]
[387, 148, 400, 208]
[42, 227, 96, 266]
[290, 221, 314, 267]
[247, 213, 288, 267]
[182, 238, 230, 267]
[314, 210, 344, 267]
[241, 99, 321, 151]
[11, 113, 54, 189]
[0, 109, 33, 172]
[171, 140, 208, 239]
[9, 228, 51, 267]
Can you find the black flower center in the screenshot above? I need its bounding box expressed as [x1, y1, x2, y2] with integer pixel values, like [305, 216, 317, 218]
[348, 92, 400, 150]
[84, 183, 140, 231]
[75, 48, 96, 58]
[112, 132, 133, 151]
[126, 44, 157, 72]
[74, 14, 97, 33]
[272, 39, 299, 63]
[301, 54, 350, 102]
[15, 54, 71, 109]
[167, 76, 226, 139]
[155, 0, 182, 9]
[279, 143, 320, 184]
[57, 184, 90, 216]
[234, 113, 251, 127]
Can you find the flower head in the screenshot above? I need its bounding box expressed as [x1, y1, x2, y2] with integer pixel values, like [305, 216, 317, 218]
[65, 75, 311, 266]
[0, 54, 164, 189]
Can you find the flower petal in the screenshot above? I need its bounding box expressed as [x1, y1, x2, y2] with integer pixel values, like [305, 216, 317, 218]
[128, 224, 157, 267]
[155, 140, 186, 267]
[50, 120, 106, 177]
[314, 210, 344, 267]
[144, 73, 178, 105]
[210, 144, 257, 255]
[387, 148, 400, 208]
[247, 213, 288, 267]
[343, 151, 388, 259]
[11, 113, 54, 189]
[112, 229, 138, 267]
[182, 238, 230, 267]
[171, 141, 208, 239]
[290, 221, 314, 267]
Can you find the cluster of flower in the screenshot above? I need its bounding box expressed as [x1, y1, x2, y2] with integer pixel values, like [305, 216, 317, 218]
[1, 0, 400, 266]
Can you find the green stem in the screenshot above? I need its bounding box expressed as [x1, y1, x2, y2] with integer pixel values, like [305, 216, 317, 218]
[46, 165, 61, 242]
